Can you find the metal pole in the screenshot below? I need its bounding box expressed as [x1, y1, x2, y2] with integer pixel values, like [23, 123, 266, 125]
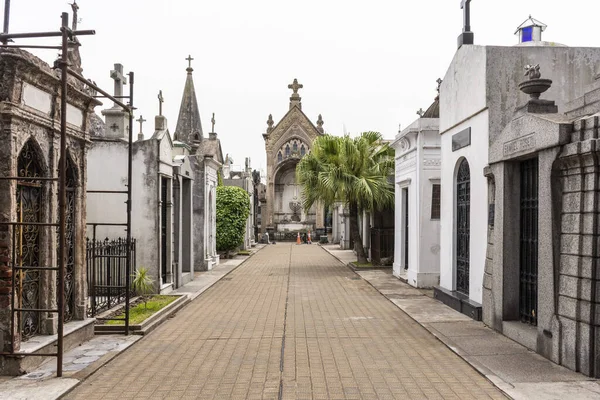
[56, 12, 69, 378]
[2, 0, 10, 45]
[125, 71, 134, 336]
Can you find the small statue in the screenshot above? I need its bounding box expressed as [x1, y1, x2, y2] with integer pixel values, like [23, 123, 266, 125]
[524, 64, 541, 80]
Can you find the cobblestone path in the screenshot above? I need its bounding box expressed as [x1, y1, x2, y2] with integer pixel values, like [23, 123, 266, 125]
[64, 244, 505, 400]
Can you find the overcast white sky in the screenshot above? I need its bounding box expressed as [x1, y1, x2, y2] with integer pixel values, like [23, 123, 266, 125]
[5, 0, 600, 173]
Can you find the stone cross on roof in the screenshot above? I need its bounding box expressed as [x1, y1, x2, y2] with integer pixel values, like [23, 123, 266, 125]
[461, 0, 471, 32]
[186, 54, 194, 72]
[288, 79, 303, 95]
[70, 0, 79, 31]
[109, 63, 127, 107]
[158, 90, 164, 116]
[211, 112, 216, 133]
[136, 115, 146, 133]
[417, 108, 425, 117]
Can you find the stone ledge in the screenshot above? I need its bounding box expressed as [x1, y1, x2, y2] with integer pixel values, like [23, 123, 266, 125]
[347, 262, 392, 272]
[433, 286, 482, 321]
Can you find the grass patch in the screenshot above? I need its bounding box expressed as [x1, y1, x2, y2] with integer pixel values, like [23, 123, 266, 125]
[237, 250, 251, 256]
[106, 295, 177, 325]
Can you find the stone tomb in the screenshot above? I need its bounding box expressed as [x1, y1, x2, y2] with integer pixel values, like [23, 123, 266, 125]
[484, 69, 600, 377]
[392, 95, 441, 287]
[0, 49, 100, 374]
[173, 58, 222, 271]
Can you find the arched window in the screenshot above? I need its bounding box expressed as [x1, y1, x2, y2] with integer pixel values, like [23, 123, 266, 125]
[300, 145, 306, 156]
[277, 152, 283, 162]
[292, 142, 298, 153]
[285, 145, 290, 157]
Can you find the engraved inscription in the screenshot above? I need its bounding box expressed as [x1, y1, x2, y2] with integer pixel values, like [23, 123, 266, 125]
[503, 133, 536, 156]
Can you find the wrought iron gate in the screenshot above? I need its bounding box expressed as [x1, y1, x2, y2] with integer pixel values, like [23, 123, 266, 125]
[520, 158, 538, 325]
[86, 237, 136, 317]
[456, 159, 470, 295]
[60, 156, 76, 322]
[16, 141, 44, 340]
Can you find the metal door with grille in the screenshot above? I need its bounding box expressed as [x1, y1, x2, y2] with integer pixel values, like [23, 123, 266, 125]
[63, 157, 76, 322]
[456, 159, 470, 295]
[403, 188, 409, 269]
[16, 141, 44, 340]
[160, 177, 168, 284]
[520, 158, 538, 325]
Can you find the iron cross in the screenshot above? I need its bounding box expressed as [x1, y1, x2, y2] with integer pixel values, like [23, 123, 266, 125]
[461, 0, 471, 32]
[288, 78, 303, 94]
[186, 54, 194, 69]
[109, 63, 127, 107]
[211, 112, 216, 133]
[158, 90, 164, 116]
[136, 115, 146, 133]
[436, 78, 443, 93]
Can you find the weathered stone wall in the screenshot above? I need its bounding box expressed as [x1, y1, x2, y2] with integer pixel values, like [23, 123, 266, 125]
[0, 48, 99, 356]
[555, 116, 600, 377]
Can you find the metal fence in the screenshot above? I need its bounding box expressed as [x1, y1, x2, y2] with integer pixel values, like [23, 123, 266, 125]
[370, 228, 394, 265]
[86, 238, 136, 317]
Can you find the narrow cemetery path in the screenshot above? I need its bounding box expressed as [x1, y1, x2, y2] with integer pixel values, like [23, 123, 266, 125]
[64, 244, 505, 400]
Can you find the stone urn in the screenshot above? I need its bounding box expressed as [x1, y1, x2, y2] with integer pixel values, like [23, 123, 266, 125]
[519, 64, 552, 99]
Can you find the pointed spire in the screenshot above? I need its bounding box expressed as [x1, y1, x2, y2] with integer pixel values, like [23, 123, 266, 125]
[174, 55, 203, 145]
[316, 114, 324, 134]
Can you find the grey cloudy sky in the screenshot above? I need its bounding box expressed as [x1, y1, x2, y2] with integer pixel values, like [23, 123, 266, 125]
[6, 0, 600, 173]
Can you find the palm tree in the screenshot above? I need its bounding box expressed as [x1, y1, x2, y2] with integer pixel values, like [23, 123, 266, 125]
[297, 131, 394, 263]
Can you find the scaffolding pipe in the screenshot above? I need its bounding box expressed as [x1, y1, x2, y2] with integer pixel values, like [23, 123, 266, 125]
[2, 0, 9, 45]
[0, 28, 94, 41]
[125, 71, 134, 335]
[56, 11, 69, 378]
[67, 68, 131, 113]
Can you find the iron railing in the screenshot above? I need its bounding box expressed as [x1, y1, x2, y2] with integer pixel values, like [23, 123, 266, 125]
[86, 238, 136, 317]
[370, 228, 394, 265]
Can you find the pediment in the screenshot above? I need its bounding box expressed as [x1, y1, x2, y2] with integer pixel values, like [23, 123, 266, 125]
[266, 106, 321, 155]
[490, 113, 571, 163]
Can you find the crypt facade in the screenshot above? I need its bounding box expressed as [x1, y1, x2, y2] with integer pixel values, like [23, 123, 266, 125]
[262, 79, 325, 236]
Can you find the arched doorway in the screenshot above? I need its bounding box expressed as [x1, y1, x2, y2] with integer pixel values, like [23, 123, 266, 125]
[16, 140, 45, 340]
[456, 159, 470, 295]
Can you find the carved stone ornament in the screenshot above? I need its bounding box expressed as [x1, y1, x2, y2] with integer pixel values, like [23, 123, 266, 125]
[399, 138, 410, 152]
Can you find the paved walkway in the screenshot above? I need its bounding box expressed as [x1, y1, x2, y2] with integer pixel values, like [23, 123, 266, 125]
[64, 244, 504, 400]
[321, 244, 600, 400]
[0, 250, 259, 400]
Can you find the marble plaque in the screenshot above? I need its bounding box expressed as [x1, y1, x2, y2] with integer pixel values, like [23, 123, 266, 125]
[67, 103, 83, 128]
[452, 128, 471, 151]
[22, 82, 52, 114]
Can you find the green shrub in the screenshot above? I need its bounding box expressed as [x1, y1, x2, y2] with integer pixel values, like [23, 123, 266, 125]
[132, 267, 154, 308]
[216, 186, 250, 256]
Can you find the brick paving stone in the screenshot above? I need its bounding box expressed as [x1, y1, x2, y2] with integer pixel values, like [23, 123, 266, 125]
[64, 244, 506, 399]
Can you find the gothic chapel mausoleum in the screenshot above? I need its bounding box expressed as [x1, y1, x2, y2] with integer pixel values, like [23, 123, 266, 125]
[262, 79, 325, 236]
